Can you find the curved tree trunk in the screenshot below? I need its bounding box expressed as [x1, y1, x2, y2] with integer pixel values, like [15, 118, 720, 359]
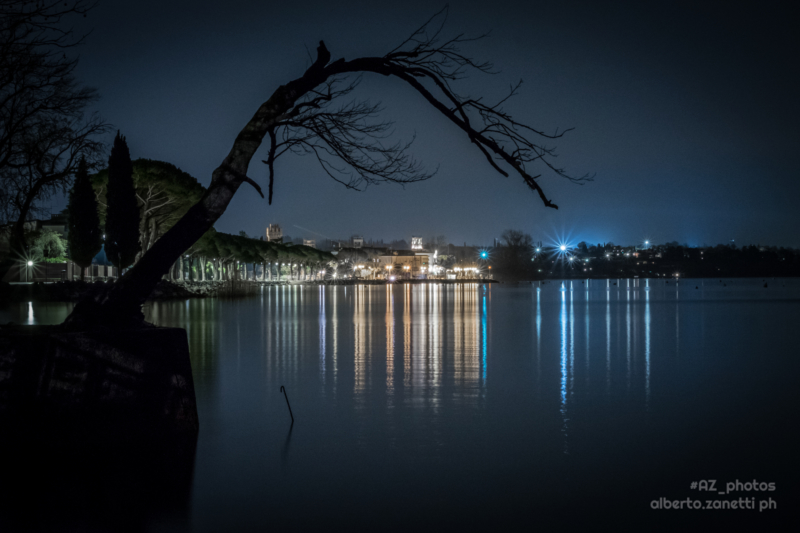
[63, 37, 561, 328]
[64, 48, 329, 325]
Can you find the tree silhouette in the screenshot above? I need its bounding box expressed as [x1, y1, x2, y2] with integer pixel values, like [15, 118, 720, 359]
[104, 132, 139, 270]
[495, 229, 534, 280]
[66, 9, 589, 327]
[0, 1, 108, 273]
[90, 159, 206, 260]
[67, 157, 102, 280]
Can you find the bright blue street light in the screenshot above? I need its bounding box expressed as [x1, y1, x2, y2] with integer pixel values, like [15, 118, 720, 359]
[480, 251, 487, 258]
[560, 245, 567, 252]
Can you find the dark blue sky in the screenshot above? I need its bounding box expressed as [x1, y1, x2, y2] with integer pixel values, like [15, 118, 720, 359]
[64, 0, 799, 247]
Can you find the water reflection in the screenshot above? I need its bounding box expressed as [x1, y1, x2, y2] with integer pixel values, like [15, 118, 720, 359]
[402, 285, 410, 388]
[536, 290, 541, 387]
[645, 287, 651, 408]
[319, 286, 326, 383]
[560, 291, 568, 454]
[188, 284, 486, 410]
[10, 279, 798, 530]
[386, 285, 394, 397]
[626, 284, 632, 390]
[354, 285, 368, 395]
[606, 279, 612, 392]
[481, 291, 488, 384]
[332, 285, 339, 393]
[585, 288, 590, 379]
[452, 285, 482, 398]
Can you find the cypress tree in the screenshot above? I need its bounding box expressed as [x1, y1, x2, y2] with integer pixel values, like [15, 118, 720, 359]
[105, 131, 140, 270]
[67, 157, 102, 281]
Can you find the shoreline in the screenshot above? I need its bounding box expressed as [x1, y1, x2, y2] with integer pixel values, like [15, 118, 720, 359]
[0, 278, 499, 303]
[2, 275, 797, 303]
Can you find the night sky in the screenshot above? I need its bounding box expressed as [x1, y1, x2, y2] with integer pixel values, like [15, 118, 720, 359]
[64, 0, 799, 248]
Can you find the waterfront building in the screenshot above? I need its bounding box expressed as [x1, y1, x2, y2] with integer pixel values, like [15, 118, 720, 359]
[266, 224, 283, 243]
[378, 250, 434, 279]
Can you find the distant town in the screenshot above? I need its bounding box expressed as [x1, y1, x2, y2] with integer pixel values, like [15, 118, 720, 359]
[267, 224, 800, 281]
[4, 156, 797, 287]
[3, 214, 800, 285]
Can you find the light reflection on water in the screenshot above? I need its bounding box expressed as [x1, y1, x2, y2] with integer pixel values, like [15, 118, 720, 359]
[2, 279, 799, 530]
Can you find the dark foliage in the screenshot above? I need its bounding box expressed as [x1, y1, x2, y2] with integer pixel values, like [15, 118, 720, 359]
[493, 229, 536, 280]
[67, 157, 102, 280]
[104, 132, 139, 270]
[528, 241, 800, 279]
[90, 158, 206, 259]
[0, 0, 108, 268]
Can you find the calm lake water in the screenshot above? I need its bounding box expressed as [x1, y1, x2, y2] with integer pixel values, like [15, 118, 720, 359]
[2, 278, 799, 531]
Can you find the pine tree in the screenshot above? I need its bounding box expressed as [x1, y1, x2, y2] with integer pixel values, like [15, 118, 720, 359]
[67, 157, 102, 280]
[105, 132, 140, 270]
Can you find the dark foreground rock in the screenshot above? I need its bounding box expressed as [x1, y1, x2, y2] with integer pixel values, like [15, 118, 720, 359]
[0, 324, 198, 439]
[0, 324, 199, 530]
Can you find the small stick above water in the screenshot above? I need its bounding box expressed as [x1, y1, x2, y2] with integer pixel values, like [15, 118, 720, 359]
[280, 385, 294, 425]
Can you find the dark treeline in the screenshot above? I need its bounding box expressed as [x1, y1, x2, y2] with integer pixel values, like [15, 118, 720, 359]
[492, 234, 800, 280]
[597, 242, 800, 279]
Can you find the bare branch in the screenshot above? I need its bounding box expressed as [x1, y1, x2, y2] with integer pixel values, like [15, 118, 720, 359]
[256, 18, 589, 208]
[65, 11, 591, 326]
[222, 164, 264, 198]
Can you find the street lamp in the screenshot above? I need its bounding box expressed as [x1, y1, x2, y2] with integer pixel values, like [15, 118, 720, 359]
[26, 260, 33, 282]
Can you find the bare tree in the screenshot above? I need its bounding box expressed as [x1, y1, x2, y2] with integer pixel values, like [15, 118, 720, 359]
[500, 229, 534, 250]
[66, 8, 589, 327]
[0, 1, 108, 265]
[495, 229, 535, 280]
